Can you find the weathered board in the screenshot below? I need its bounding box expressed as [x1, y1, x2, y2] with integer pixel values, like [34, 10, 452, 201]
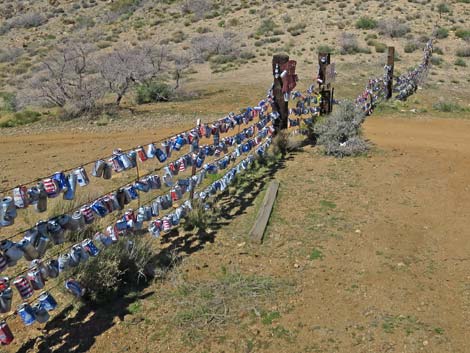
[249, 180, 280, 244]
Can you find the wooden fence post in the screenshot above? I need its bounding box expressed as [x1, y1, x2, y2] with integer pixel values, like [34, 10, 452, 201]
[386, 46, 395, 99]
[318, 53, 334, 114]
[272, 54, 290, 133]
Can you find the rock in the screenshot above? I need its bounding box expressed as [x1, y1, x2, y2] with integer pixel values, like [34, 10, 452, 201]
[423, 340, 429, 346]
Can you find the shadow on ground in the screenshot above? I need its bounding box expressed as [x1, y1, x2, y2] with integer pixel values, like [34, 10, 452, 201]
[16, 148, 296, 353]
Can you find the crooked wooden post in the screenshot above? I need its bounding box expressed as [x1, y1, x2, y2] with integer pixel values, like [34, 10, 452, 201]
[318, 53, 334, 114]
[272, 54, 290, 133]
[386, 46, 395, 99]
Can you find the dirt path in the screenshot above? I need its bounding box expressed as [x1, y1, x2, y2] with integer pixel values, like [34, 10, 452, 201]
[2, 116, 470, 353]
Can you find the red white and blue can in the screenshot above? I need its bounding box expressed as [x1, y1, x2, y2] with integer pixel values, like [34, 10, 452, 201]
[0, 320, 14, 345]
[27, 270, 45, 290]
[0, 277, 9, 292]
[13, 276, 34, 300]
[13, 185, 29, 209]
[82, 239, 100, 257]
[65, 279, 85, 297]
[39, 291, 58, 311]
[136, 146, 148, 162]
[80, 205, 95, 224]
[18, 303, 36, 326]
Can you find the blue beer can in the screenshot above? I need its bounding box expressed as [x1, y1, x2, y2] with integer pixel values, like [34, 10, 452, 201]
[18, 303, 36, 326]
[38, 291, 58, 311]
[82, 239, 100, 257]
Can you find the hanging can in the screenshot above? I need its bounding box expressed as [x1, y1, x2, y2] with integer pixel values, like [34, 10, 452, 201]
[0, 320, 14, 345]
[46, 260, 59, 278]
[65, 279, 85, 297]
[33, 303, 50, 323]
[13, 276, 34, 300]
[13, 185, 29, 209]
[0, 287, 12, 313]
[17, 239, 39, 261]
[27, 270, 45, 290]
[38, 291, 57, 311]
[82, 239, 100, 257]
[18, 303, 36, 326]
[136, 146, 148, 162]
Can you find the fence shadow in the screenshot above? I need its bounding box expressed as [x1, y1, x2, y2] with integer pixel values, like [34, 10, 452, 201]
[16, 290, 154, 353]
[15, 149, 295, 353]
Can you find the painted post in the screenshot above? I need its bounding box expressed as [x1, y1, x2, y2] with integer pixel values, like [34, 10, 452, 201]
[272, 54, 290, 133]
[386, 46, 395, 99]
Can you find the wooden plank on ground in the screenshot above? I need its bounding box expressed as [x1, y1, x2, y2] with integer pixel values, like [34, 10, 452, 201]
[249, 180, 280, 244]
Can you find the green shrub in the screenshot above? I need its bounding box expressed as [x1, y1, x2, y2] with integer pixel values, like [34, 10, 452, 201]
[110, 0, 141, 15]
[431, 56, 443, 66]
[210, 54, 237, 65]
[435, 27, 449, 39]
[374, 42, 387, 53]
[456, 46, 470, 57]
[0, 92, 17, 112]
[287, 23, 307, 36]
[455, 29, 470, 41]
[314, 100, 369, 157]
[317, 44, 335, 54]
[356, 17, 377, 29]
[256, 18, 276, 36]
[63, 237, 154, 304]
[0, 110, 41, 128]
[437, 3, 451, 15]
[135, 81, 173, 104]
[433, 101, 464, 112]
[404, 41, 419, 53]
[454, 58, 467, 66]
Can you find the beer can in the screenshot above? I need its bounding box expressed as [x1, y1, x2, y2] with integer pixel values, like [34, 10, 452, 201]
[13, 276, 34, 300]
[33, 303, 50, 323]
[0, 287, 12, 313]
[18, 303, 36, 326]
[65, 279, 85, 297]
[82, 239, 100, 257]
[38, 291, 57, 311]
[27, 270, 45, 290]
[0, 320, 14, 345]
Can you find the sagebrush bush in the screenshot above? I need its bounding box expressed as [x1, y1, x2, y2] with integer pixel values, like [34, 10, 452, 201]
[184, 201, 211, 231]
[314, 101, 369, 157]
[435, 27, 449, 39]
[455, 29, 470, 41]
[64, 237, 155, 304]
[456, 46, 470, 57]
[404, 40, 420, 53]
[433, 101, 464, 112]
[271, 131, 300, 156]
[378, 19, 410, 38]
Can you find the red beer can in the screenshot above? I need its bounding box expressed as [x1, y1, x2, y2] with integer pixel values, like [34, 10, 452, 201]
[0, 320, 14, 345]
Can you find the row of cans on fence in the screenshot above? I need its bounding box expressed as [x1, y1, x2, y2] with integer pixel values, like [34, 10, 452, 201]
[1, 128, 274, 272]
[0, 281, 84, 346]
[0, 239, 98, 306]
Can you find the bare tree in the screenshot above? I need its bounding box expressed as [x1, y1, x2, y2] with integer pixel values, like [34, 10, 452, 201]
[25, 43, 104, 115]
[98, 44, 169, 106]
[191, 31, 239, 62]
[172, 53, 194, 89]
